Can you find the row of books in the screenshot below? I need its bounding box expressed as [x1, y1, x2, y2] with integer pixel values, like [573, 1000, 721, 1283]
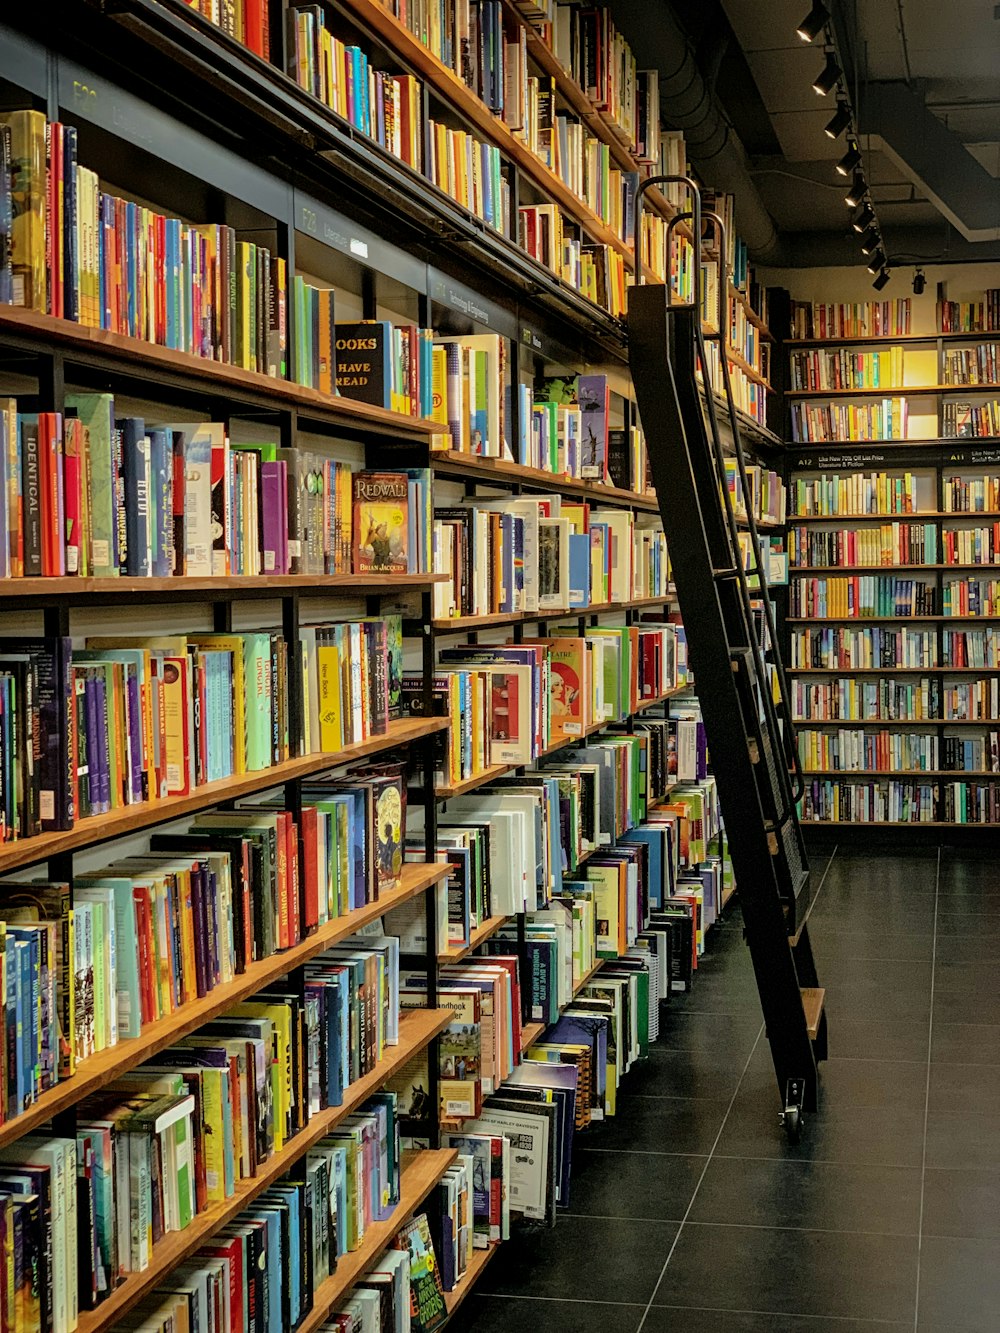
[0, 619, 401, 843]
[789, 299, 913, 341]
[943, 679, 1000, 720]
[406, 627, 682, 786]
[700, 345, 768, 427]
[942, 344, 1000, 386]
[788, 346, 907, 393]
[789, 399, 909, 444]
[787, 522, 939, 569]
[1, 111, 287, 376]
[430, 497, 668, 619]
[941, 579, 1000, 617]
[942, 782, 1000, 824]
[798, 728, 966, 774]
[516, 205, 627, 315]
[943, 400, 1000, 439]
[788, 576, 938, 620]
[942, 525, 1000, 565]
[937, 290, 1000, 334]
[729, 295, 770, 386]
[0, 779, 406, 1114]
[943, 628, 1000, 669]
[789, 627, 938, 670]
[427, 120, 508, 235]
[942, 476, 1000, 513]
[800, 779, 938, 824]
[792, 677, 939, 724]
[724, 461, 786, 527]
[790, 472, 920, 518]
[0, 400, 439, 581]
[188, 0, 271, 57]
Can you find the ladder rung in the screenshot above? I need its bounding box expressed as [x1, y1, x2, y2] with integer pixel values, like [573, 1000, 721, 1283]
[800, 987, 825, 1040]
[713, 567, 740, 580]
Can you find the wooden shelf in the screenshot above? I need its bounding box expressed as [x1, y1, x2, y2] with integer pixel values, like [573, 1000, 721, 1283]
[735, 516, 784, 531]
[801, 987, 825, 1040]
[801, 769, 1000, 778]
[0, 716, 448, 875]
[787, 383, 1000, 399]
[789, 666, 1000, 674]
[787, 330, 1000, 347]
[0, 306, 444, 441]
[572, 959, 604, 996]
[0, 863, 449, 1151]
[75, 1014, 453, 1332]
[731, 284, 773, 339]
[801, 818, 987, 827]
[789, 564, 1000, 574]
[429, 594, 676, 633]
[0, 571, 447, 603]
[790, 511, 999, 523]
[299, 1148, 459, 1333]
[432, 451, 659, 511]
[436, 764, 510, 800]
[796, 718, 999, 727]
[520, 1020, 547, 1051]
[444, 1244, 499, 1320]
[439, 914, 510, 963]
[721, 883, 738, 909]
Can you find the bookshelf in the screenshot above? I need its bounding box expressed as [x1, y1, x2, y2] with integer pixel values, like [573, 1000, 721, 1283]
[0, 3, 761, 1325]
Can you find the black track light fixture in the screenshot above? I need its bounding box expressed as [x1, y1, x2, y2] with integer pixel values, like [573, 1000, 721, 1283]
[825, 102, 852, 139]
[851, 202, 876, 233]
[797, 0, 831, 41]
[844, 170, 867, 208]
[836, 142, 863, 177]
[867, 247, 887, 274]
[813, 52, 841, 95]
[860, 226, 880, 256]
[913, 268, 926, 295]
[872, 267, 891, 292]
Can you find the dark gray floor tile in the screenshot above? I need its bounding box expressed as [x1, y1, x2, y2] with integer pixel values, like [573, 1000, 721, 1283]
[925, 1112, 1000, 1172]
[739, 1049, 928, 1111]
[921, 1167, 1000, 1239]
[826, 1016, 930, 1064]
[810, 930, 935, 963]
[819, 960, 932, 1022]
[933, 988, 1000, 1024]
[916, 1236, 1000, 1329]
[932, 912, 1000, 936]
[717, 1091, 926, 1168]
[650, 1224, 917, 1324]
[623, 1044, 748, 1101]
[930, 1021, 1000, 1066]
[656, 1011, 763, 1053]
[582, 1096, 730, 1155]
[565, 1148, 705, 1221]
[810, 896, 936, 933]
[479, 1215, 679, 1303]
[934, 958, 1000, 992]
[448, 1295, 644, 1333]
[928, 1062, 1000, 1116]
[935, 933, 1000, 963]
[687, 1155, 920, 1235]
[644, 1311, 911, 1333]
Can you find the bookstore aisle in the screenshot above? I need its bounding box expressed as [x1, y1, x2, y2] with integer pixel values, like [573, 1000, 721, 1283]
[451, 844, 1000, 1333]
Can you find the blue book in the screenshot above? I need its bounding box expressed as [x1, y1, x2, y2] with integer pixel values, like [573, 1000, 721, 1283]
[4, 937, 16, 1111]
[147, 429, 172, 576]
[621, 826, 666, 909]
[14, 939, 29, 1112]
[118, 417, 150, 577]
[569, 532, 591, 608]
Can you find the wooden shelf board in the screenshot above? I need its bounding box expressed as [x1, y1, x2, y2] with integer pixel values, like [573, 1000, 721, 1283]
[75, 1016, 453, 1332]
[787, 383, 1000, 399]
[0, 863, 449, 1151]
[790, 512, 991, 524]
[801, 769, 1000, 778]
[787, 331, 1000, 347]
[438, 914, 510, 963]
[789, 565, 1000, 574]
[731, 284, 772, 338]
[430, 594, 675, 633]
[436, 764, 510, 800]
[432, 451, 659, 511]
[721, 884, 738, 908]
[296, 1148, 459, 1333]
[0, 716, 449, 875]
[520, 1020, 547, 1051]
[0, 572, 447, 601]
[444, 1244, 499, 1319]
[572, 959, 604, 996]
[789, 666, 1000, 674]
[796, 718, 999, 727]
[0, 306, 443, 439]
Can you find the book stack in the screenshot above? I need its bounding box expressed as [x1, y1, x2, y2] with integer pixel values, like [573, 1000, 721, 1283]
[942, 400, 1000, 439]
[548, 2, 638, 148]
[790, 298, 912, 340]
[789, 575, 938, 618]
[937, 288, 1000, 333]
[942, 524, 1000, 564]
[942, 577, 1000, 617]
[802, 778, 937, 823]
[943, 678, 1000, 720]
[943, 782, 1000, 824]
[798, 728, 941, 773]
[943, 627, 1000, 668]
[427, 121, 508, 234]
[788, 522, 938, 568]
[530, 372, 610, 477]
[185, 0, 271, 57]
[431, 332, 508, 456]
[789, 345, 906, 392]
[790, 398, 909, 443]
[943, 474, 1000, 512]
[790, 625, 938, 670]
[1, 111, 287, 374]
[791, 676, 940, 723]
[791, 471, 918, 517]
[943, 344, 1000, 385]
[335, 320, 436, 416]
[724, 460, 786, 526]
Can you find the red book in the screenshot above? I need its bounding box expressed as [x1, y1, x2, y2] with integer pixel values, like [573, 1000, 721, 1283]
[199, 1239, 244, 1333]
[63, 416, 83, 576]
[132, 886, 156, 1025]
[40, 413, 64, 576]
[244, 0, 266, 57]
[299, 805, 319, 933]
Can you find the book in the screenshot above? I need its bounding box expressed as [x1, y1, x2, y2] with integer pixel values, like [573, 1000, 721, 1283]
[352, 473, 408, 574]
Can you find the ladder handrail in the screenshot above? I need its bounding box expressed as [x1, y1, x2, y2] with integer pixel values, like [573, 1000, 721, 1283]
[701, 210, 805, 805]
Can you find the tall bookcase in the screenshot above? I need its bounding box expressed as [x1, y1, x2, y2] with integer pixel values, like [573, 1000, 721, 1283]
[782, 298, 1000, 829]
[0, 2, 784, 1328]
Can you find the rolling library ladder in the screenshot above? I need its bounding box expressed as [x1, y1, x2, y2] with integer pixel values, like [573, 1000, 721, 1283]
[629, 179, 828, 1139]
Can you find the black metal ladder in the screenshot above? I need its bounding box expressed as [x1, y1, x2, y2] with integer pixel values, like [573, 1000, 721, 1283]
[628, 178, 827, 1136]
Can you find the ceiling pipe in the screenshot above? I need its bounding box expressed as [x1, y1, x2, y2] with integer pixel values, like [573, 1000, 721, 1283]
[611, 0, 789, 264]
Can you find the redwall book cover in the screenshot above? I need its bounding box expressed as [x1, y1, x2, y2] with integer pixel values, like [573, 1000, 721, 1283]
[352, 471, 408, 574]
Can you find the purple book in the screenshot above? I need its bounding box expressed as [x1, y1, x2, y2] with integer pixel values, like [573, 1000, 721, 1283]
[125, 667, 144, 803]
[81, 672, 101, 815]
[90, 673, 111, 814]
[260, 460, 289, 574]
[190, 863, 209, 998]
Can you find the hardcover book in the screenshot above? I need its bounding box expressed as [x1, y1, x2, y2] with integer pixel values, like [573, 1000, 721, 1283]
[352, 472, 408, 573]
[335, 321, 391, 407]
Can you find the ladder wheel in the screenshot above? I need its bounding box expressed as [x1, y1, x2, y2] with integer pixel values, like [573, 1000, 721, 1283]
[780, 1106, 801, 1143]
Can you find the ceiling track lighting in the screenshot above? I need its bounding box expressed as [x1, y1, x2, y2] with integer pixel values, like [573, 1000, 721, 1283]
[797, 0, 831, 42]
[913, 268, 926, 295]
[813, 52, 841, 95]
[860, 226, 880, 256]
[836, 142, 862, 177]
[851, 202, 876, 233]
[844, 170, 867, 208]
[867, 247, 887, 274]
[825, 103, 852, 139]
[873, 268, 891, 292]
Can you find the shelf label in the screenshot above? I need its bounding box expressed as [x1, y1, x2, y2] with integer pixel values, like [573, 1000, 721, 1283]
[295, 190, 426, 290]
[428, 269, 517, 339]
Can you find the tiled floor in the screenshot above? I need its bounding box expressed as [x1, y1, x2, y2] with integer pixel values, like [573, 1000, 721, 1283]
[449, 844, 1000, 1333]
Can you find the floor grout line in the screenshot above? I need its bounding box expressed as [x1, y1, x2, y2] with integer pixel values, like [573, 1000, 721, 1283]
[913, 844, 941, 1333]
[634, 1021, 766, 1331]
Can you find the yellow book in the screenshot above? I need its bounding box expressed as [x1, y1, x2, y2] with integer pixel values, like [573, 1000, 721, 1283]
[230, 1001, 293, 1151]
[177, 867, 199, 1005]
[199, 1068, 228, 1205]
[430, 346, 449, 426]
[317, 640, 345, 753]
[2, 110, 47, 312]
